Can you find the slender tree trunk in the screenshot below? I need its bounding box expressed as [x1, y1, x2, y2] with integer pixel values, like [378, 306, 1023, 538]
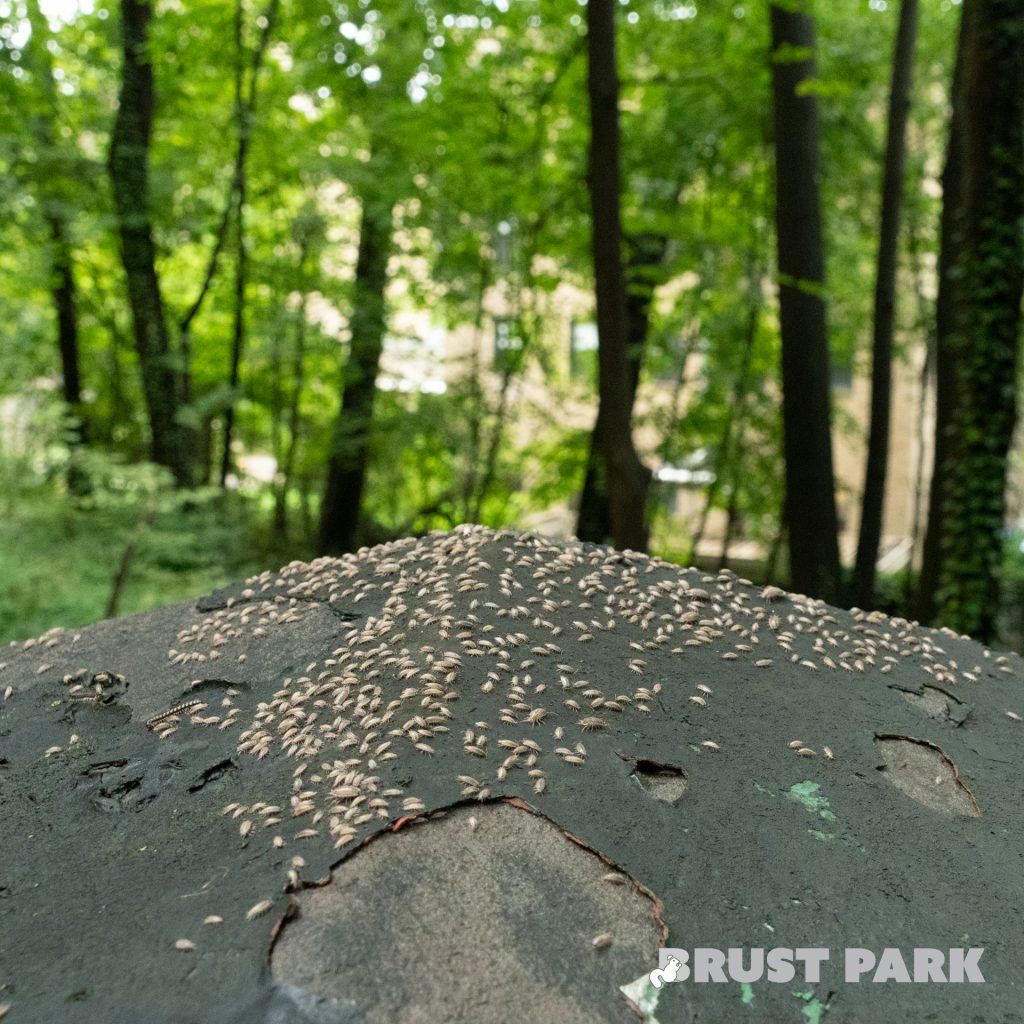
[105, 505, 156, 619]
[318, 190, 393, 555]
[48, 215, 85, 437]
[578, 233, 667, 545]
[461, 256, 496, 522]
[25, 0, 87, 450]
[219, 0, 279, 486]
[853, 0, 919, 609]
[916, 0, 1024, 641]
[766, 503, 786, 584]
[718, 441, 745, 570]
[769, 3, 840, 601]
[903, 192, 937, 607]
[687, 256, 761, 565]
[108, 0, 194, 485]
[580, 1, 652, 553]
[275, 291, 308, 537]
[221, 176, 248, 486]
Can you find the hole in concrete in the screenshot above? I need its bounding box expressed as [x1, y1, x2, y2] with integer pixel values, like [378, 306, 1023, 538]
[271, 802, 664, 1024]
[630, 760, 687, 803]
[874, 736, 981, 817]
[901, 686, 956, 719]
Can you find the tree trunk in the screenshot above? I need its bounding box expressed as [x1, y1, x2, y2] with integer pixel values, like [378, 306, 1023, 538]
[108, 0, 194, 486]
[687, 255, 761, 566]
[48, 214, 85, 440]
[577, 233, 667, 545]
[275, 290, 309, 538]
[318, 191, 392, 555]
[219, 0, 279, 487]
[220, 174, 248, 487]
[769, 3, 841, 601]
[25, 0, 87, 450]
[852, 0, 919, 609]
[903, 190, 937, 608]
[916, 0, 1024, 641]
[580, 0, 652, 553]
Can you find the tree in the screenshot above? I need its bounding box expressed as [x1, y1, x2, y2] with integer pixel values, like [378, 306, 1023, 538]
[917, 0, 1024, 641]
[579, 0, 652, 553]
[24, 0, 86, 452]
[577, 232, 668, 546]
[318, 183, 394, 555]
[852, 0, 919, 609]
[219, 0, 280, 488]
[108, 0, 195, 486]
[769, 2, 841, 602]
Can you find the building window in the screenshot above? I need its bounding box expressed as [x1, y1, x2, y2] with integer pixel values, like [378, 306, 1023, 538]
[494, 317, 524, 372]
[570, 321, 599, 383]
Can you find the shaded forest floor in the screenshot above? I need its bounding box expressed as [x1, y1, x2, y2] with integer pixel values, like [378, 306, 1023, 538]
[6, 467, 1024, 655]
[0, 485, 311, 645]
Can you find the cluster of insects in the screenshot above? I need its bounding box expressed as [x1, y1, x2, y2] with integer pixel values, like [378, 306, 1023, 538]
[12, 523, 1014, 943]
[119, 528, 1008, 868]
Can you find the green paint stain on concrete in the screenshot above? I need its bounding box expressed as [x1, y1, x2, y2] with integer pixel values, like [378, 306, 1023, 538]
[801, 999, 825, 1024]
[788, 781, 837, 821]
[794, 990, 826, 1024]
[740, 982, 755, 1006]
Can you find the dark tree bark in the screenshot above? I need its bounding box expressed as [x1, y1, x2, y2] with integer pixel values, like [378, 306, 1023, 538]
[108, 0, 194, 485]
[273, 222, 312, 540]
[579, 0, 652, 553]
[25, 1, 86, 449]
[916, 0, 1024, 641]
[273, 295, 307, 537]
[769, 3, 841, 601]
[48, 215, 85, 436]
[852, 0, 919, 609]
[318, 191, 393, 555]
[577, 233, 668, 546]
[220, 0, 279, 487]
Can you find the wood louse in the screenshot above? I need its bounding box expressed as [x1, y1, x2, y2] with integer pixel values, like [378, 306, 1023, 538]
[246, 899, 273, 920]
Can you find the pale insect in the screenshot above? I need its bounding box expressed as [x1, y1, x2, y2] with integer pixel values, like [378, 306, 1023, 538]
[246, 899, 273, 920]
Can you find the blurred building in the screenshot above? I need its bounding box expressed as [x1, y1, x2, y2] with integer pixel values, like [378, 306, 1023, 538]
[375, 268, 939, 583]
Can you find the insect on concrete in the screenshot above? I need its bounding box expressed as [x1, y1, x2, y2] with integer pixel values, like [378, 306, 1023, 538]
[246, 899, 273, 920]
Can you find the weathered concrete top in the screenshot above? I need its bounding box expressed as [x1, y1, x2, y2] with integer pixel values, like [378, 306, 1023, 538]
[0, 525, 1021, 1024]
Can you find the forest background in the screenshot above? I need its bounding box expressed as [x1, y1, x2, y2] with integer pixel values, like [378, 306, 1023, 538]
[1, 0, 1022, 651]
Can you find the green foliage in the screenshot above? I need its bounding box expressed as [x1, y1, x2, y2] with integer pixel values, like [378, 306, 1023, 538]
[1, 0, 1002, 644]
